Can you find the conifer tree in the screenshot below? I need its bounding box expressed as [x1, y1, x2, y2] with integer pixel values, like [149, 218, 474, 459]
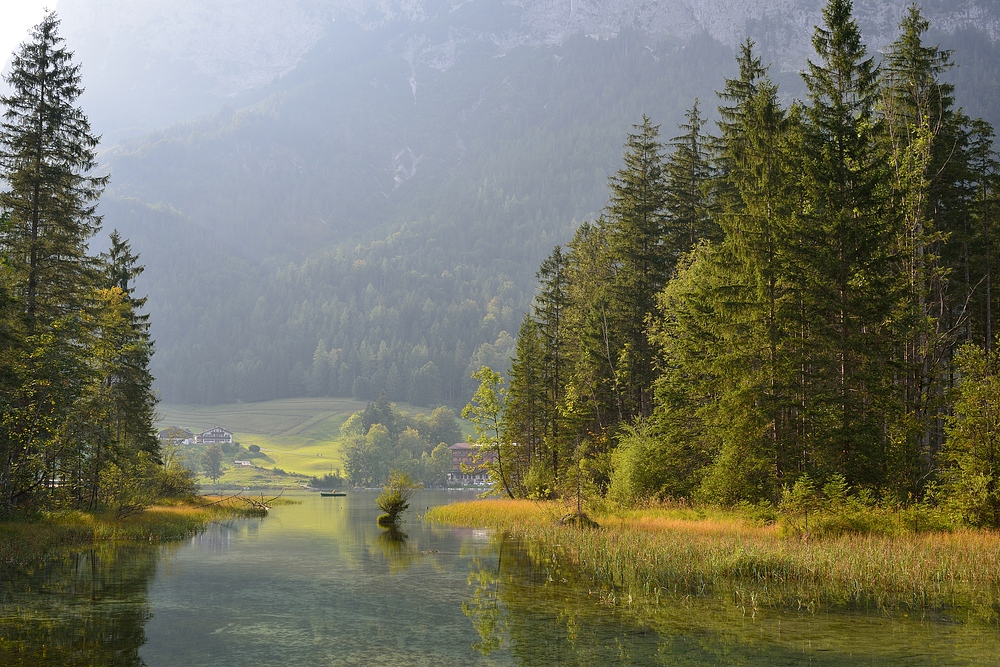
[560, 221, 620, 489]
[0, 13, 106, 513]
[798, 0, 897, 485]
[702, 65, 801, 501]
[963, 120, 1000, 352]
[0, 12, 105, 332]
[503, 314, 545, 490]
[604, 116, 670, 421]
[664, 100, 717, 257]
[533, 245, 570, 480]
[97, 232, 158, 482]
[880, 5, 964, 493]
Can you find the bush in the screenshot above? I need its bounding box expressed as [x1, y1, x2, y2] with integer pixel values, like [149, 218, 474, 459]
[157, 444, 200, 499]
[101, 454, 158, 519]
[777, 474, 954, 538]
[940, 344, 1000, 527]
[521, 460, 555, 500]
[157, 461, 200, 499]
[608, 421, 700, 504]
[376, 471, 421, 526]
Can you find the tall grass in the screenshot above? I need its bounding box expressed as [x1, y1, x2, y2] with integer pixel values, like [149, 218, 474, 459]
[0, 499, 266, 566]
[428, 499, 1000, 618]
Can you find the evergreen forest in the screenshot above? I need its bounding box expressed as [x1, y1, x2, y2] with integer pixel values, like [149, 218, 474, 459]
[487, 1, 1000, 523]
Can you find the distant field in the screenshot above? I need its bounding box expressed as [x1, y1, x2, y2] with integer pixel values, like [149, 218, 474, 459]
[156, 397, 451, 478]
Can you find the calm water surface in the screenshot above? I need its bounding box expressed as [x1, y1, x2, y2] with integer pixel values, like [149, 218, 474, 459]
[4, 491, 1000, 666]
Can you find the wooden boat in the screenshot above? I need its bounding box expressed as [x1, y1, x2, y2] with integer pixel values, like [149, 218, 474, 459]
[320, 491, 347, 497]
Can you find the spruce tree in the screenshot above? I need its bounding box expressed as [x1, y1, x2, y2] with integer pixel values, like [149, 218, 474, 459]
[702, 60, 801, 501]
[533, 245, 570, 481]
[503, 315, 545, 494]
[0, 13, 106, 513]
[800, 0, 897, 485]
[964, 120, 1000, 352]
[880, 5, 965, 493]
[0, 12, 105, 332]
[664, 100, 718, 257]
[560, 220, 619, 485]
[604, 116, 670, 421]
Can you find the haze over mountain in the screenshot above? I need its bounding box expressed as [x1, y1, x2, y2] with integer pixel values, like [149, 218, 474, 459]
[29, 0, 1000, 406]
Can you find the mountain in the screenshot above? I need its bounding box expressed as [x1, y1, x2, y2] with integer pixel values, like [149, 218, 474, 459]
[38, 0, 1000, 405]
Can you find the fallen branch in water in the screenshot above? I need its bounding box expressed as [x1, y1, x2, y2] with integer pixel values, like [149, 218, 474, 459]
[197, 490, 283, 515]
[236, 491, 283, 513]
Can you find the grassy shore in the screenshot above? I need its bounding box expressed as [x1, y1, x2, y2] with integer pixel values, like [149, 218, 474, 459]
[427, 499, 1000, 619]
[0, 497, 279, 566]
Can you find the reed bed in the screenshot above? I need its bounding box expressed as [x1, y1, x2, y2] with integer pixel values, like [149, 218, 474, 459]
[427, 499, 1000, 617]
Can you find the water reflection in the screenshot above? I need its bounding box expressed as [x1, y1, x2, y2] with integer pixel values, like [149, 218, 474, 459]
[463, 539, 508, 656]
[0, 542, 166, 667]
[7, 495, 1000, 666]
[376, 524, 415, 572]
[187, 518, 263, 554]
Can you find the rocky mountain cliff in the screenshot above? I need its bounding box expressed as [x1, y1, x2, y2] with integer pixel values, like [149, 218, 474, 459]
[56, 0, 1000, 140]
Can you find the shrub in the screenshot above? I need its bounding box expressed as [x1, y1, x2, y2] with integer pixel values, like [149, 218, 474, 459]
[941, 344, 1000, 527]
[376, 471, 421, 526]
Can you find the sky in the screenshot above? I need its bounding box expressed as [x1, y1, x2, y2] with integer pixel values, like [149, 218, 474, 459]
[0, 0, 51, 67]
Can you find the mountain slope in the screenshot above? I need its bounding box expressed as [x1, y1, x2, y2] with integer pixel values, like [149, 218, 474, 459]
[50, 0, 1000, 405]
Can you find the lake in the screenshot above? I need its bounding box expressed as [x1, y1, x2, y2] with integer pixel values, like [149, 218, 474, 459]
[3, 491, 1000, 666]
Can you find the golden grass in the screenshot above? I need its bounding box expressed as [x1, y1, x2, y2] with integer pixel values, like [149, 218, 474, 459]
[0, 497, 269, 566]
[428, 499, 1000, 617]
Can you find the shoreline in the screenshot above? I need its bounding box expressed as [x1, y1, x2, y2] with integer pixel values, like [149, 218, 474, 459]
[427, 499, 1000, 621]
[0, 496, 281, 567]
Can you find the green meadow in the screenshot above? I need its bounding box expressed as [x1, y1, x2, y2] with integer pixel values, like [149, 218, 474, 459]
[157, 397, 463, 483]
[158, 397, 366, 478]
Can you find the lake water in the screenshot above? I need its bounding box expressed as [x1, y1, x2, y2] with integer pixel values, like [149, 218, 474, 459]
[4, 491, 1000, 666]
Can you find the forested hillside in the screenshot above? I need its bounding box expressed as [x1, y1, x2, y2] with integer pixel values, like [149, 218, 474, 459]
[49, 0, 1000, 408]
[107, 31, 734, 405]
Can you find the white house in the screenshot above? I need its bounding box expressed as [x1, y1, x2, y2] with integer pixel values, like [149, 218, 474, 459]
[195, 427, 234, 444]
